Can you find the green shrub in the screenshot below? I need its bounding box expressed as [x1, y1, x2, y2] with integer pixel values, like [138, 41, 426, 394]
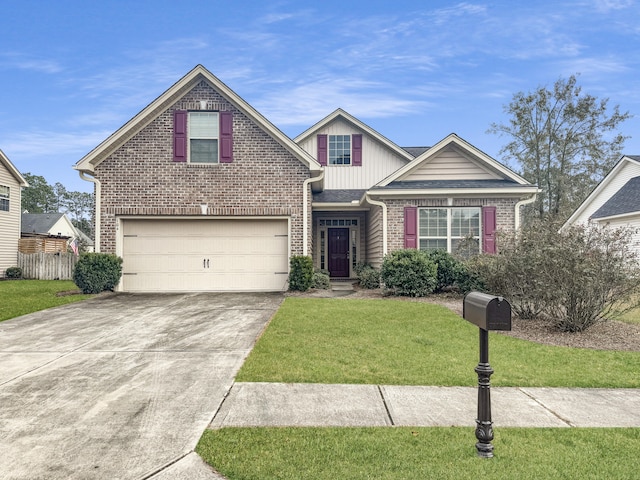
[5, 267, 22, 279]
[425, 250, 462, 292]
[474, 221, 640, 332]
[381, 249, 437, 297]
[312, 269, 331, 290]
[73, 253, 123, 294]
[355, 263, 380, 289]
[288, 255, 314, 292]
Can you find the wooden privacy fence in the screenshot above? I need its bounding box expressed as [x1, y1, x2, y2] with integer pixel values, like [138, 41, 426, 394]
[18, 252, 78, 280]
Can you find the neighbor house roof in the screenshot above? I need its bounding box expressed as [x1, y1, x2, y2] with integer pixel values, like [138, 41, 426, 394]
[591, 176, 640, 219]
[563, 155, 640, 228]
[0, 149, 28, 187]
[21, 213, 77, 238]
[74, 64, 322, 174]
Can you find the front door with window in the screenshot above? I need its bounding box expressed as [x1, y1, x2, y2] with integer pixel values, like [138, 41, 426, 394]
[328, 228, 350, 277]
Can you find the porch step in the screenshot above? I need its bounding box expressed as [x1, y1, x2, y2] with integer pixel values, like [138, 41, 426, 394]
[330, 281, 356, 292]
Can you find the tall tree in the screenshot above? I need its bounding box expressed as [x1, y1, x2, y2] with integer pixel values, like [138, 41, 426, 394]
[21, 173, 56, 213]
[488, 75, 631, 220]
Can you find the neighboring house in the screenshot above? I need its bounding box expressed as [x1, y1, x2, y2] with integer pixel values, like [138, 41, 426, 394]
[563, 155, 640, 253]
[20, 212, 80, 253]
[0, 149, 28, 277]
[74, 65, 538, 293]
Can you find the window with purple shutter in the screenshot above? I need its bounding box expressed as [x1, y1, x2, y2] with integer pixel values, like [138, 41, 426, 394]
[352, 134, 362, 166]
[317, 134, 327, 166]
[173, 110, 187, 162]
[404, 206, 417, 248]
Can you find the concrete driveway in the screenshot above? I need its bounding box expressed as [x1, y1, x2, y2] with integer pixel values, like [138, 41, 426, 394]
[0, 292, 282, 480]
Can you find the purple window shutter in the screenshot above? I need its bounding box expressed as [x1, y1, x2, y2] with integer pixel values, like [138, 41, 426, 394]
[404, 206, 418, 249]
[352, 134, 362, 166]
[173, 110, 187, 162]
[219, 111, 233, 163]
[317, 134, 327, 166]
[482, 206, 497, 254]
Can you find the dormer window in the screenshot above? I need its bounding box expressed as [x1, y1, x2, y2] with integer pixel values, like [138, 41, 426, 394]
[329, 135, 351, 165]
[317, 133, 362, 166]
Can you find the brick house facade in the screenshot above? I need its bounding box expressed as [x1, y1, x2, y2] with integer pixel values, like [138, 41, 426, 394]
[75, 65, 538, 292]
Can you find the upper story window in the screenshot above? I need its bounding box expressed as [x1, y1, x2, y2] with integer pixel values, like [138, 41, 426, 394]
[329, 135, 351, 165]
[189, 112, 219, 163]
[317, 133, 362, 167]
[0, 185, 9, 212]
[418, 207, 480, 254]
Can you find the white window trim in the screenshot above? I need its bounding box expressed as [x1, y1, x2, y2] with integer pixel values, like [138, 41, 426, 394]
[418, 207, 481, 253]
[188, 111, 219, 164]
[328, 134, 351, 166]
[0, 185, 9, 212]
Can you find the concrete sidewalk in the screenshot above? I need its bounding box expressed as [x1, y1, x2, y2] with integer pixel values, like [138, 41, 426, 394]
[211, 382, 640, 429]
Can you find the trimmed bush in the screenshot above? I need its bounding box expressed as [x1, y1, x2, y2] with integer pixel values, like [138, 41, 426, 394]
[288, 255, 314, 292]
[426, 250, 462, 292]
[5, 267, 22, 279]
[381, 249, 437, 297]
[312, 269, 331, 290]
[355, 262, 380, 289]
[73, 253, 123, 294]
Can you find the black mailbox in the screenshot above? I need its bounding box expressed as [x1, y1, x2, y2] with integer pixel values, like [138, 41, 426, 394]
[463, 292, 512, 331]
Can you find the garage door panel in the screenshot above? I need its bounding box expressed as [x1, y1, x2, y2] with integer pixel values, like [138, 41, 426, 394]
[122, 219, 289, 292]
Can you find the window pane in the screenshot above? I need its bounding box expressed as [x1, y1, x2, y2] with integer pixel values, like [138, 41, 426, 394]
[190, 139, 218, 163]
[419, 239, 447, 251]
[190, 112, 219, 138]
[0, 185, 9, 212]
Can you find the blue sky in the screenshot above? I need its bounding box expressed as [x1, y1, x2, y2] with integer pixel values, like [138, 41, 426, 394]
[1, 0, 640, 193]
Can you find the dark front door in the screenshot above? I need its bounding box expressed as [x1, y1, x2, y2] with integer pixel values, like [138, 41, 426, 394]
[328, 228, 350, 277]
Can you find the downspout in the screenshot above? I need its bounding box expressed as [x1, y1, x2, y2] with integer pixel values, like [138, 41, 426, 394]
[79, 171, 101, 253]
[302, 170, 325, 256]
[365, 194, 388, 256]
[514, 194, 537, 230]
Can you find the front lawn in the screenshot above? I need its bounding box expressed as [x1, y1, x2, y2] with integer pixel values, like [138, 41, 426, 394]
[197, 427, 640, 480]
[237, 297, 640, 388]
[0, 280, 91, 322]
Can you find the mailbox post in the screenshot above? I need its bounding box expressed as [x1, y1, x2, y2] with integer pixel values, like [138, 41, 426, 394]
[463, 292, 511, 458]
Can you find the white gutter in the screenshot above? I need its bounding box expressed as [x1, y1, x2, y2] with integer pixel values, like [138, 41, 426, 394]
[365, 194, 388, 255]
[514, 194, 537, 230]
[302, 170, 325, 256]
[79, 171, 101, 252]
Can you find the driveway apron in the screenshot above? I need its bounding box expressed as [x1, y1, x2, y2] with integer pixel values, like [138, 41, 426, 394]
[0, 292, 281, 480]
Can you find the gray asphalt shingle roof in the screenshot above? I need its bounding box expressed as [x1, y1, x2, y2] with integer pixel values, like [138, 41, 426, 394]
[591, 176, 640, 219]
[312, 189, 368, 203]
[371, 179, 525, 190]
[21, 213, 65, 235]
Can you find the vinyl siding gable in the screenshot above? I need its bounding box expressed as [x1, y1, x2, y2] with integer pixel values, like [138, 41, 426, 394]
[297, 118, 408, 189]
[399, 145, 501, 181]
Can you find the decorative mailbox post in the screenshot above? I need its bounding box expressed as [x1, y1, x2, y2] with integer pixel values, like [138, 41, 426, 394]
[463, 292, 512, 458]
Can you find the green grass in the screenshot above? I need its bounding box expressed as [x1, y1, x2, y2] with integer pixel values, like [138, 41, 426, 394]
[197, 427, 640, 480]
[0, 280, 92, 322]
[237, 297, 640, 388]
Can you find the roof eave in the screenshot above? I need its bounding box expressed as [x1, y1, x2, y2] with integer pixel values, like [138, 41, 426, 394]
[368, 186, 540, 197]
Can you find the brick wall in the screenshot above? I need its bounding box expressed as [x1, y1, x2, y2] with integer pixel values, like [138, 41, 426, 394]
[96, 81, 311, 254]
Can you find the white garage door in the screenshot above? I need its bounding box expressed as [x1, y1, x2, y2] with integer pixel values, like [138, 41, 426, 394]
[121, 218, 289, 292]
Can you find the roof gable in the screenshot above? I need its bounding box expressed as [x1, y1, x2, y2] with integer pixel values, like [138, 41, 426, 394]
[591, 176, 640, 219]
[0, 149, 28, 187]
[377, 133, 532, 187]
[294, 108, 414, 163]
[74, 65, 321, 173]
[21, 213, 67, 235]
[563, 155, 640, 227]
